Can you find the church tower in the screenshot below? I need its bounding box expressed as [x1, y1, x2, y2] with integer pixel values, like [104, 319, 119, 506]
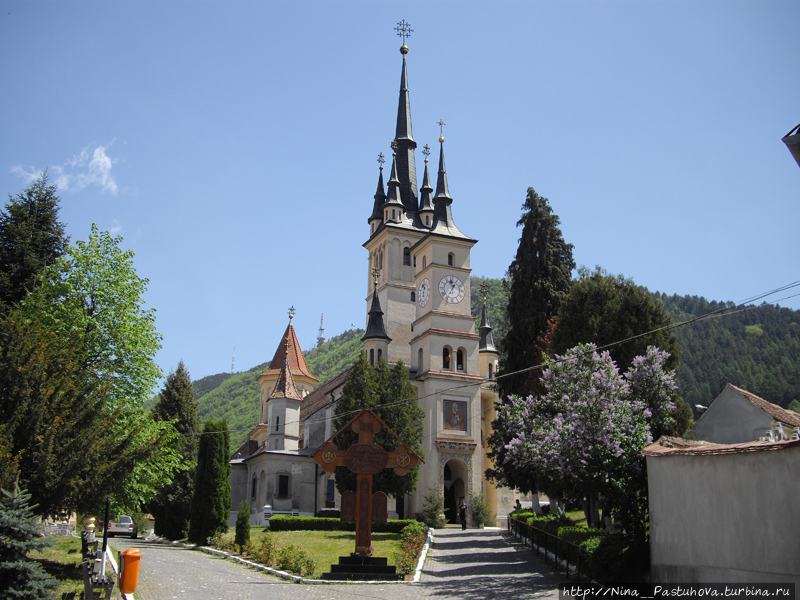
[362, 25, 509, 521]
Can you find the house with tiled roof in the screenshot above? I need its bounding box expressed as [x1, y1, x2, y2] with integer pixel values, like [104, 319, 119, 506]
[644, 434, 800, 584]
[692, 383, 800, 444]
[229, 32, 511, 526]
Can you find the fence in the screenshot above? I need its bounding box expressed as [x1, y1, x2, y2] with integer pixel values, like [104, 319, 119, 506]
[507, 514, 589, 580]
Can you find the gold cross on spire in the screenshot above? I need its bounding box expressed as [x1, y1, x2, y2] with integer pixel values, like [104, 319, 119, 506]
[395, 20, 413, 43]
[480, 282, 489, 305]
[371, 267, 380, 287]
[437, 119, 446, 143]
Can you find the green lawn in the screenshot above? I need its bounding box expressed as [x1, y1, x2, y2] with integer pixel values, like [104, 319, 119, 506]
[217, 526, 403, 579]
[29, 535, 85, 597]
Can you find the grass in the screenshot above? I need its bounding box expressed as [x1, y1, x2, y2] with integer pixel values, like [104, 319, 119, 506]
[565, 509, 588, 528]
[216, 526, 403, 579]
[29, 535, 85, 597]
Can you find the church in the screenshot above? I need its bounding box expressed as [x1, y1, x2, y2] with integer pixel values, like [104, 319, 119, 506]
[229, 30, 513, 527]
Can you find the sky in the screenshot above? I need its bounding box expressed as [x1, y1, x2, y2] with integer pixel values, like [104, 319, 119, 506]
[1, 1, 798, 389]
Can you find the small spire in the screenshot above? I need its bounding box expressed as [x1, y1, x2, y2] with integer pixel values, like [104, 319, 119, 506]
[383, 146, 404, 220]
[362, 268, 391, 342]
[369, 153, 387, 224]
[418, 144, 434, 217]
[479, 282, 497, 353]
[434, 136, 451, 202]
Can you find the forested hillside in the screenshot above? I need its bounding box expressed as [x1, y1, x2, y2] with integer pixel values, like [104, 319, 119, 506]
[193, 278, 799, 449]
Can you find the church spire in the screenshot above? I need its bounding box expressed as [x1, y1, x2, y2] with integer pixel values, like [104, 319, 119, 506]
[393, 21, 418, 214]
[418, 144, 434, 228]
[383, 146, 404, 223]
[368, 153, 387, 226]
[478, 283, 497, 353]
[362, 269, 392, 343]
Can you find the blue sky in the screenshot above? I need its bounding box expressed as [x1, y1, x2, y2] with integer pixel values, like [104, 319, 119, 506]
[2, 1, 798, 387]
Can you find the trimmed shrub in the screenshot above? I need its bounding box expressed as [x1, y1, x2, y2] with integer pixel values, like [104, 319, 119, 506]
[235, 501, 250, 550]
[267, 515, 417, 533]
[393, 521, 428, 574]
[558, 526, 605, 545]
[526, 513, 572, 536]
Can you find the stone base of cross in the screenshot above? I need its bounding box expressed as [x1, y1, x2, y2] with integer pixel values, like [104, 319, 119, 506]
[312, 408, 421, 556]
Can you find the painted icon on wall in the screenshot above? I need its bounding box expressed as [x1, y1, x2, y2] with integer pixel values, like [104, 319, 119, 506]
[443, 400, 467, 431]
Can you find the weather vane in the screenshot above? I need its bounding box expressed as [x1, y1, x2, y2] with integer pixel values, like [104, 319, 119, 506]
[395, 20, 413, 43]
[480, 282, 489, 304]
[422, 144, 430, 161]
[288, 306, 295, 322]
[377, 152, 385, 169]
[371, 267, 380, 286]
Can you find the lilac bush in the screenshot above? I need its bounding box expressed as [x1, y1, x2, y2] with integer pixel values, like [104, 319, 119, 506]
[499, 343, 676, 536]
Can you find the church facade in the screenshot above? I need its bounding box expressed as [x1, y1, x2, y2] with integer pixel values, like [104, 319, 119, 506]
[229, 39, 512, 526]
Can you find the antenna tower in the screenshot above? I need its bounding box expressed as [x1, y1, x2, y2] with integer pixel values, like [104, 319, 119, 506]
[317, 313, 325, 348]
[231, 347, 235, 374]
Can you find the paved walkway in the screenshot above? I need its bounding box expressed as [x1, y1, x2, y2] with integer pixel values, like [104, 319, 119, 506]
[109, 527, 561, 600]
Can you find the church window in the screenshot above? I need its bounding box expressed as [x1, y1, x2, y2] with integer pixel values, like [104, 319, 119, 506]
[448, 252, 455, 266]
[488, 363, 493, 379]
[403, 247, 411, 266]
[413, 255, 416, 267]
[277, 474, 290, 499]
[443, 347, 451, 370]
[426, 215, 430, 226]
[411, 291, 415, 302]
[418, 348, 423, 371]
[251, 477, 257, 500]
[377, 348, 383, 361]
[422, 256, 427, 269]
[457, 348, 465, 371]
[392, 209, 396, 220]
[369, 348, 375, 366]
[275, 416, 280, 431]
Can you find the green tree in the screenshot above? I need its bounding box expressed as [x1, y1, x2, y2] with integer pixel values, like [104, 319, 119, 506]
[188, 419, 231, 545]
[498, 188, 575, 399]
[332, 355, 424, 500]
[551, 267, 680, 372]
[0, 480, 58, 599]
[3, 224, 179, 514]
[0, 172, 67, 314]
[235, 500, 250, 550]
[150, 361, 200, 539]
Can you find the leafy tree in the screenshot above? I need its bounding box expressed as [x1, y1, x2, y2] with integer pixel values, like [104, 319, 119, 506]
[150, 361, 200, 539]
[789, 400, 800, 414]
[2, 225, 179, 514]
[0, 172, 67, 314]
[499, 188, 575, 399]
[0, 479, 58, 599]
[497, 344, 677, 539]
[332, 355, 424, 500]
[552, 267, 680, 372]
[188, 419, 231, 545]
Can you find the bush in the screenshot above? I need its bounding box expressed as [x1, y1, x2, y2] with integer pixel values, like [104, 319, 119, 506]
[247, 533, 277, 566]
[469, 493, 494, 527]
[580, 534, 649, 584]
[526, 513, 572, 536]
[235, 501, 250, 550]
[267, 515, 417, 533]
[558, 526, 605, 545]
[209, 531, 236, 553]
[421, 487, 446, 529]
[275, 543, 316, 577]
[393, 521, 428, 574]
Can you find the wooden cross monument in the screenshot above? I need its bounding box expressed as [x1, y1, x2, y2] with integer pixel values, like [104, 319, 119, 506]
[312, 408, 422, 556]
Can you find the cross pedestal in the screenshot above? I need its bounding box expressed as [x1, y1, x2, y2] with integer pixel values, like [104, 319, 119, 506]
[313, 408, 420, 555]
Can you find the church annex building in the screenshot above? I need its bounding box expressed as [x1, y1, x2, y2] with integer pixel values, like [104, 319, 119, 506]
[229, 35, 513, 527]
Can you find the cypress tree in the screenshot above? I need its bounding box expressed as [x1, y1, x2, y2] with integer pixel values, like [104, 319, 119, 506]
[0, 480, 58, 599]
[498, 187, 575, 399]
[150, 361, 200, 539]
[0, 172, 67, 314]
[188, 419, 230, 545]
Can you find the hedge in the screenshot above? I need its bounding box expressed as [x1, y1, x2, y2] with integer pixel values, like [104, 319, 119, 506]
[268, 515, 419, 533]
[557, 526, 606, 545]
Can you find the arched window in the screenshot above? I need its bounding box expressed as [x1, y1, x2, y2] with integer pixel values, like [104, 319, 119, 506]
[418, 348, 423, 371]
[251, 477, 257, 500]
[422, 256, 427, 269]
[377, 348, 383, 362]
[403, 247, 411, 266]
[413, 255, 416, 267]
[275, 416, 280, 431]
[369, 348, 375, 366]
[448, 252, 455, 266]
[426, 215, 430, 226]
[488, 363, 493, 378]
[443, 347, 451, 371]
[456, 348, 465, 371]
[411, 291, 415, 302]
[392, 209, 396, 220]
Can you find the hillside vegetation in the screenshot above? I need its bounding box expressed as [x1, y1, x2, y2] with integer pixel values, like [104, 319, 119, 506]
[194, 279, 799, 449]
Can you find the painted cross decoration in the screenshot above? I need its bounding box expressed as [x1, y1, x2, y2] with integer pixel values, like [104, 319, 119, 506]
[312, 408, 421, 556]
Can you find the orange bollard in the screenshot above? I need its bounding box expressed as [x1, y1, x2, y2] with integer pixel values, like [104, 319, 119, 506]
[119, 548, 142, 594]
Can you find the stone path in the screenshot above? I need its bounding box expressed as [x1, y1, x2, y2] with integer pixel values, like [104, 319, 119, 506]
[109, 527, 561, 600]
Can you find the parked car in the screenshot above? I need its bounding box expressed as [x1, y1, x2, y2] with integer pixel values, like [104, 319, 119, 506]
[106, 516, 138, 539]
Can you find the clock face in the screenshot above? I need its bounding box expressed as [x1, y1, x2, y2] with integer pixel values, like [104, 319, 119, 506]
[439, 275, 466, 304]
[418, 278, 431, 307]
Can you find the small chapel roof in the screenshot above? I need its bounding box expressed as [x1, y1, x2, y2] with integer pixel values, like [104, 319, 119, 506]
[725, 384, 800, 427]
[260, 319, 318, 383]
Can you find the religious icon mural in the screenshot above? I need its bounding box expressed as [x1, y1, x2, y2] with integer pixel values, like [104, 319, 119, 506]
[443, 400, 467, 431]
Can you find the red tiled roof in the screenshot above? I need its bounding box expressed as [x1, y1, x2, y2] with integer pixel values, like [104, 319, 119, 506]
[269, 358, 303, 401]
[260, 323, 318, 383]
[643, 435, 800, 457]
[298, 367, 352, 443]
[728, 384, 800, 427]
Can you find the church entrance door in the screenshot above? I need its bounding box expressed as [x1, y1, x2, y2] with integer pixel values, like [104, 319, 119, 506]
[442, 458, 467, 524]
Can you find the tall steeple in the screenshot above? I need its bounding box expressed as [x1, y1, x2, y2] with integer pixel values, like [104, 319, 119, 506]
[393, 21, 418, 214]
[362, 268, 391, 366]
[418, 144, 434, 228]
[383, 147, 405, 224]
[368, 153, 387, 228]
[478, 284, 497, 353]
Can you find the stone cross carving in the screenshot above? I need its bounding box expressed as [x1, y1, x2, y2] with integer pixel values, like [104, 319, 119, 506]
[312, 408, 421, 556]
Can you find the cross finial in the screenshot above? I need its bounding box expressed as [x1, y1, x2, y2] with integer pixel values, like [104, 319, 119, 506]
[377, 152, 385, 170]
[422, 144, 430, 163]
[395, 20, 413, 43]
[371, 267, 380, 287]
[288, 306, 295, 322]
[437, 119, 446, 143]
[480, 282, 489, 305]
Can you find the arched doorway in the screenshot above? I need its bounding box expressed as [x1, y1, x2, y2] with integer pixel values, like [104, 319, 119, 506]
[443, 458, 467, 524]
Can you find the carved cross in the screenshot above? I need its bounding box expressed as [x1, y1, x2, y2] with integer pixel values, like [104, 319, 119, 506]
[312, 408, 421, 555]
